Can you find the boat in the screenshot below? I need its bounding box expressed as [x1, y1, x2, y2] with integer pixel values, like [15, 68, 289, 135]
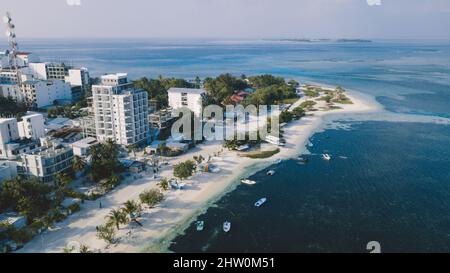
[322, 154, 331, 161]
[241, 179, 256, 185]
[196, 221, 204, 231]
[254, 198, 267, 207]
[297, 156, 309, 163]
[223, 221, 231, 232]
[274, 158, 282, 164]
[267, 170, 276, 176]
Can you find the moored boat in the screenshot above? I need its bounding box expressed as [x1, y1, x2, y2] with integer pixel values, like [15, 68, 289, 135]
[196, 221, 204, 231]
[254, 198, 267, 207]
[241, 179, 256, 185]
[223, 221, 231, 232]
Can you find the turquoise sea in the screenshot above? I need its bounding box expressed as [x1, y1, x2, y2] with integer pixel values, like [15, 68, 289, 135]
[7, 39, 450, 252]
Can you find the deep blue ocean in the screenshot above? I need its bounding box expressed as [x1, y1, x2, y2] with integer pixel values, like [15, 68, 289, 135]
[6, 39, 450, 252]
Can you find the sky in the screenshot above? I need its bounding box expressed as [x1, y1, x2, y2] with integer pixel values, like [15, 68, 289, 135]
[1, 0, 449, 40]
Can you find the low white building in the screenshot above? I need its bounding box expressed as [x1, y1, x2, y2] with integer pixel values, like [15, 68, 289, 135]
[17, 113, 45, 140]
[168, 87, 205, 117]
[20, 138, 74, 183]
[71, 137, 98, 157]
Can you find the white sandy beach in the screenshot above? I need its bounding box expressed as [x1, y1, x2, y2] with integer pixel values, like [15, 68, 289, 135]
[17, 90, 380, 253]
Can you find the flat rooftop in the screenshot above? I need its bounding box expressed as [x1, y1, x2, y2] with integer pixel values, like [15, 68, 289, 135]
[168, 87, 206, 94]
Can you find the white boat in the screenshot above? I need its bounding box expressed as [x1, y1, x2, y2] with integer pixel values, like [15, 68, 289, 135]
[322, 154, 331, 161]
[274, 159, 282, 164]
[241, 179, 256, 185]
[254, 198, 267, 207]
[196, 221, 204, 231]
[267, 170, 276, 176]
[223, 221, 231, 232]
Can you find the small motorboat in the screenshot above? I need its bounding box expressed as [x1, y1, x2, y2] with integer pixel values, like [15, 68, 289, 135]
[254, 198, 267, 207]
[267, 170, 276, 176]
[274, 158, 282, 164]
[241, 179, 256, 185]
[223, 221, 231, 232]
[322, 154, 331, 161]
[298, 156, 309, 163]
[196, 221, 204, 231]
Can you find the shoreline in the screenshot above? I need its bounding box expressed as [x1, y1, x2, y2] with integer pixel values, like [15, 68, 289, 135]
[17, 89, 381, 253]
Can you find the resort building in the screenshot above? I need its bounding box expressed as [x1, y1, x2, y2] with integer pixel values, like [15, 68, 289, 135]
[168, 87, 205, 117]
[92, 73, 149, 146]
[27, 63, 89, 101]
[20, 79, 72, 108]
[19, 138, 74, 183]
[17, 113, 45, 140]
[65, 67, 90, 100]
[149, 108, 177, 130]
[28, 62, 71, 81]
[71, 137, 99, 157]
[0, 117, 40, 160]
[0, 83, 23, 102]
[76, 115, 97, 138]
[0, 118, 20, 159]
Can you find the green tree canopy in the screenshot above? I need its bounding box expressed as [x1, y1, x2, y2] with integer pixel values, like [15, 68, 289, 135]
[173, 160, 196, 180]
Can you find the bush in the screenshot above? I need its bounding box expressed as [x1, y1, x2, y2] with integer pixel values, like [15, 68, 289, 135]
[139, 189, 164, 208]
[173, 160, 196, 180]
[96, 224, 116, 244]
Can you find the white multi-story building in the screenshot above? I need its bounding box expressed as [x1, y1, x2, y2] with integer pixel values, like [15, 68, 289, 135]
[17, 113, 45, 140]
[168, 87, 205, 117]
[0, 118, 20, 149]
[0, 83, 23, 102]
[66, 67, 89, 87]
[20, 138, 74, 183]
[0, 117, 40, 160]
[28, 63, 90, 101]
[92, 73, 149, 146]
[20, 79, 72, 108]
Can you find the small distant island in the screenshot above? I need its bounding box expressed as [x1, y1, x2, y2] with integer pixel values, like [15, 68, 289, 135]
[269, 38, 373, 43]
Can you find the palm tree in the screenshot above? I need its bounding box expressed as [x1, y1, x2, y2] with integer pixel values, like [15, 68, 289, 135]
[157, 177, 170, 191]
[72, 155, 86, 173]
[106, 208, 128, 230]
[55, 172, 71, 189]
[123, 200, 142, 218]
